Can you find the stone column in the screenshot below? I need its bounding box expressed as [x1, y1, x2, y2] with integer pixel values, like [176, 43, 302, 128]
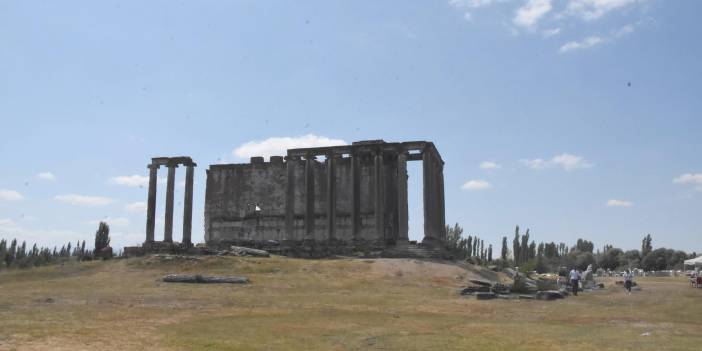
[164, 164, 177, 243]
[432, 160, 441, 241]
[396, 152, 409, 242]
[326, 154, 336, 240]
[350, 153, 360, 239]
[437, 163, 446, 242]
[285, 156, 296, 239]
[374, 150, 384, 240]
[181, 164, 195, 245]
[145, 164, 159, 242]
[304, 155, 315, 238]
[422, 147, 434, 242]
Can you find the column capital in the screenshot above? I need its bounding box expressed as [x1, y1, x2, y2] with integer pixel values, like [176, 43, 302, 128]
[147, 164, 160, 170]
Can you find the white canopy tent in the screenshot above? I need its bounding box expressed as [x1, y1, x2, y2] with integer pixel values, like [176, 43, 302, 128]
[683, 256, 702, 270]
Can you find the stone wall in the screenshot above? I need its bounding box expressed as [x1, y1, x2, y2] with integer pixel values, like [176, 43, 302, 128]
[203, 140, 446, 252]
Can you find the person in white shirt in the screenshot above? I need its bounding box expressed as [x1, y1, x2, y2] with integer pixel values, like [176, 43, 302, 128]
[569, 268, 580, 296]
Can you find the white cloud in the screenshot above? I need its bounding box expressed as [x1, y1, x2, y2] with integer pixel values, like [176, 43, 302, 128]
[54, 194, 114, 206]
[673, 173, 702, 192]
[88, 217, 130, 226]
[607, 199, 633, 207]
[0, 189, 23, 201]
[522, 153, 593, 171]
[551, 153, 593, 170]
[521, 158, 549, 170]
[233, 134, 347, 160]
[559, 36, 604, 52]
[125, 201, 148, 212]
[110, 175, 149, 187]
[37, 172, 56, 181]
[514, 0, 553, 29]
[449, 0, 503, 21]
[461, 179, 492, 191]
[542, 28, 561, 37]
[479, 161, 501, 170]
[448, 0, 647, 44]
[614, 23, 634, 37]
[673, 173, 702, 185]
[566, 0, 640, 21]
[559, 23, 635, 53]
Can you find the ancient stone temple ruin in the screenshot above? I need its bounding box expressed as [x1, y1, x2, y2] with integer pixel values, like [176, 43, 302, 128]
[143, 156, 196, 249]
[204, 140, 446, 255]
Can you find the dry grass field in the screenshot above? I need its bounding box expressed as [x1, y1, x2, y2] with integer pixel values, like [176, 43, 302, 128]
[0, 255, 700, 351]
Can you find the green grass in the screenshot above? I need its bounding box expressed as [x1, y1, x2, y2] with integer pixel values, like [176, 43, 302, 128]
[0, 256, 700, 350]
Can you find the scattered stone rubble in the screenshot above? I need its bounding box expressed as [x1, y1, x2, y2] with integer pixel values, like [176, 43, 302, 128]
[163, 274, 249, 284]
[152, 254, 203, 261]
[460, 269, 606, 301]
[224, 246, 270, 257]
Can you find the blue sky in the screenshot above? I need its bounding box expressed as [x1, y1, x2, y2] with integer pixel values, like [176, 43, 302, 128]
[1, 0, 700, 253]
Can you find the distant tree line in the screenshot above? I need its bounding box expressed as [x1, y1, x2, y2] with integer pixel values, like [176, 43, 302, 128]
[0, 238, 88, 269]
[447, 224, 696, 273]
[0, 221, 113, 270]
[446, 223, 492, 263]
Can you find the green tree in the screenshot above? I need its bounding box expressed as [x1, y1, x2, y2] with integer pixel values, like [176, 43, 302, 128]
[597, 248, 624, 270]
[501, 236, 508, 261]
[94, 222, 111, 252]
[512, 226, 520, 264]
[0, 239, 6, 268]
[641, 234, 653, 257]
[5, 239, 17, 267]
[520, 229, 530, 264]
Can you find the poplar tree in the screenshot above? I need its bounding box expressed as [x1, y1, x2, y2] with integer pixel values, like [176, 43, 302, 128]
[513, 226, 520, 264]
[94, 222, 111, 252]
[5, 239, 17, 267]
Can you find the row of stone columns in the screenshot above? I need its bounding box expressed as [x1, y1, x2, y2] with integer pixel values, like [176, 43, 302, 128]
[145, 158, 196, 245]
[283, 149, 413, 243]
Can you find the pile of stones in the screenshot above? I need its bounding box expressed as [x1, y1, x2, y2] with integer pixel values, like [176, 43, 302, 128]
[197, 245, 271, 257]
[459, 271, 587, 301]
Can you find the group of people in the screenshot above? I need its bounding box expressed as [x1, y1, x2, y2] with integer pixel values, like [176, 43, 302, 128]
[567, 268, 635, 296]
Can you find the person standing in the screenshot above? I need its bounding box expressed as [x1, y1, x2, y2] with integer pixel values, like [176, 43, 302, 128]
[624, 269, 634, 295]
[569, 268, 580, 296]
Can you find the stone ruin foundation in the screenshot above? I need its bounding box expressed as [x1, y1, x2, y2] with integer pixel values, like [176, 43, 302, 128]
[126, 140, 447, 258]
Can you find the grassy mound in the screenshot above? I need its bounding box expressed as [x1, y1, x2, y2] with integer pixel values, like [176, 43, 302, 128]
[0, 256, 700, 350]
